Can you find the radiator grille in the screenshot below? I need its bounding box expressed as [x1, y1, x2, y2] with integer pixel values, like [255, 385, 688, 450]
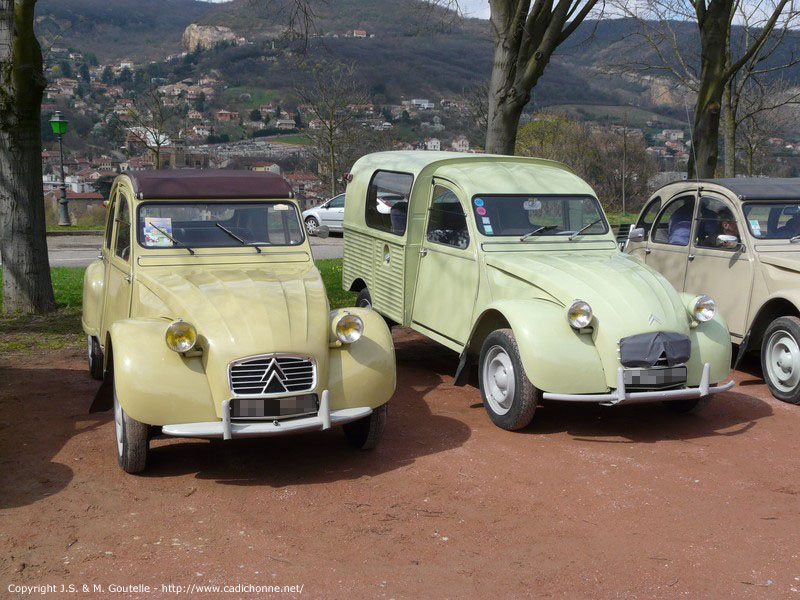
[229, 354, 316, 396]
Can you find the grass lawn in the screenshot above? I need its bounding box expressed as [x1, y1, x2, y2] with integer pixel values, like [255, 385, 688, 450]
[605, 212, 639, 226]
[262, 134, 312, 145]
[47, 224, 104, 232]
[1, 260, 354, 354]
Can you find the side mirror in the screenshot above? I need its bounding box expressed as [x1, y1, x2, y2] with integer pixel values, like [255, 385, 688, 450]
[628, 227, 645, 243]
[717, 234, 739, 249]
[311, 225, 330, 239]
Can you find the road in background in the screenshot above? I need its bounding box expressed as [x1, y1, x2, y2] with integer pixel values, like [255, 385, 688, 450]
[44, 233, 344, 267]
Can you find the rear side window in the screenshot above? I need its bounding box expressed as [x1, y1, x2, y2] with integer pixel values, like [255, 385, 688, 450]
[652, 196, 694, 246]
[365, 170, 413, 235]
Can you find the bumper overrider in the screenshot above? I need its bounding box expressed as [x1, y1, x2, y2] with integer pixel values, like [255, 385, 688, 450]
[542, 363, 735, 406]
[162, 390, 373, 439]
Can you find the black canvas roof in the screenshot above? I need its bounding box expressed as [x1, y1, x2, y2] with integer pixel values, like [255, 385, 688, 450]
[125, 170, 294, 200]
[702, 178, 800, 201]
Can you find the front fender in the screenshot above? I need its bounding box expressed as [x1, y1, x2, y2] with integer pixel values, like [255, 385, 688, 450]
[81, 259, 105, 337]
[327, 307, 395, 410]
[110, 318, 217, 425]
[473, 300, 608, 394]
[678, 293, 732, 384]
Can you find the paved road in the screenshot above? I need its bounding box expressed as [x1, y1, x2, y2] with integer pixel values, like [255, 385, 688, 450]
[44, 233, 344, 267]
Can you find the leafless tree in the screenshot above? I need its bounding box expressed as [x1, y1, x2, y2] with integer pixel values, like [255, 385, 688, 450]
[123, 88, 184, 169]
[615, 0, 797, 178]
[295, 61, 371, 197]
[0, 0, 56, 314]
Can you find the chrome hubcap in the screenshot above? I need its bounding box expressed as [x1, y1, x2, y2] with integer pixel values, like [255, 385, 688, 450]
[305, 219, 318, 234]
[766, 330, 800, 393]
[482, 345, 515, 415]
[114, 391, 123, 457]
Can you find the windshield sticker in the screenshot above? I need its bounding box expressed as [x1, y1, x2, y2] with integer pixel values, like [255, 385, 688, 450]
[143, 217, 174, 247]
[749, 219, 762, 235]
[523, 199, 542, 211]
[476, 206, 487, 216]
[484, 224, 494, 235]
[273, 204, 290, 211]
[482, 217, 491, 225]
[474, 198, 484, 207]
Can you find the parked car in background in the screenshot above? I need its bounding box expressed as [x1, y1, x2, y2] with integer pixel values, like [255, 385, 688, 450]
[303, 193, 345, 234]
[341, 151, 734, 431]
[625, 178, 800, 404]
[82, 170, 395, 473]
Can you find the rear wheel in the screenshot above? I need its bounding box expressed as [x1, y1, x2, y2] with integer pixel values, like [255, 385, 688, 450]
[87, 335, 104, 380]
[478, 329, 537, 430]
[113, 378, 149, 473]
[305, 216, 319, 235]
[343, 404, 387, 450]
[761, 316, 800, 404]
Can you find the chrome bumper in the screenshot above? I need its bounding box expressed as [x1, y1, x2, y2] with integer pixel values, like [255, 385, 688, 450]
[541, 363, 735, 406]
[161, 390, 373, 439]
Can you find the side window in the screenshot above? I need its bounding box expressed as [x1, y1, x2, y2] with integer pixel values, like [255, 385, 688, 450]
[328, 195, 345, 209]
[426, 185, 469, 249]
[114, 196, 131, 262]
[635, 196, 661, 241]
[695, 196, 740, 249]
[652, 196, 695, 246]
[365, 170, 413, 235]
[104, 196, 117, 250]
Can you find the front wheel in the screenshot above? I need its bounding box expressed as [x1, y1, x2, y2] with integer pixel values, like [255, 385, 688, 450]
[87, 335, 104, 380]
[114, 379, 150, 473]
[478, 329, 537, 430]
[355, 288, 372, 308]
[761, 316, 800, 404]
[343, 403, 387, 450]
[305, 216, 319, 235]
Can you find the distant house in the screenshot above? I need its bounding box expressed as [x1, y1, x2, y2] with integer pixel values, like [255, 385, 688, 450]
[352, 29, 367, 38]
[249, 161, 281, 174]
[451, 136, 469, 152]
[275, 119, 297, 130]
[187, 110, 203, 121]
[308, 119, 325, 131]
[662, 129, 684, 142]
[215, 109, 239, 122]
[193, 124, 212, 137]
[425, 138, 441, 151]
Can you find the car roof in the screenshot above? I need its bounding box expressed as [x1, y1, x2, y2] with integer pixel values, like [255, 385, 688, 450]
[701, 178, 800, 201]
[124, 169, 294, 200]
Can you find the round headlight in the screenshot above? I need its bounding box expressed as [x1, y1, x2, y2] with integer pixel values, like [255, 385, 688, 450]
[165, 320, 197, 353]
[567, 300, 593, 329]
[335, 313, 364, 344]
[691, 295, 715, 322]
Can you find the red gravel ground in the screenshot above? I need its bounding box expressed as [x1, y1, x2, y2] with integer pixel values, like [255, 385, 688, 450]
[1, 329, 799, 599]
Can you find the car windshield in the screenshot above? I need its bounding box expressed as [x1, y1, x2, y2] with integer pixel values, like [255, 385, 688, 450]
[742, 202, 800, 240]
[471, 195, 608, 237]
[137, 202, 304, 249]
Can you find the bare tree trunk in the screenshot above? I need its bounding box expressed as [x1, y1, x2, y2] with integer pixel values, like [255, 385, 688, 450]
[0, 0, 56, 314]
[722, 79, 736, 177]
[485, 36, 531, 154]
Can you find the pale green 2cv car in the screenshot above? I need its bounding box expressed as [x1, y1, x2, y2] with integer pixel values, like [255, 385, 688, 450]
[341, 151, 734, 430]
[83, 170, 395, 473]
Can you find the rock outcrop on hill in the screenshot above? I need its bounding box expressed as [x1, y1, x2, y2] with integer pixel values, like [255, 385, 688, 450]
[182, 24, 241, 52]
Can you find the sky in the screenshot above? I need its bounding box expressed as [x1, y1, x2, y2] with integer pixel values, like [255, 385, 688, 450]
[199, 0, 492, 19]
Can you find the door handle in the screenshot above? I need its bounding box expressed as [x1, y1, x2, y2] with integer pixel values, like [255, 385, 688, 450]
[124, 275, 131, 282]
[420, 248, 428, 257]
[688, 253, 695, 261]
[97, 253, 103, 259]
[644, 248, 651, 255]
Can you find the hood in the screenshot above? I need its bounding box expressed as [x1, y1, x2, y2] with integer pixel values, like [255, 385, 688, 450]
[485, 251, 690, 338]
[136, 264, 330, 360]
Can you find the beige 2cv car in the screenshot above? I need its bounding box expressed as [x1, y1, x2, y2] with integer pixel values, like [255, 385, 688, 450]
[626, 178, 800, 404]
[341, 151, 734, 431]
[82, 171, 395, 473]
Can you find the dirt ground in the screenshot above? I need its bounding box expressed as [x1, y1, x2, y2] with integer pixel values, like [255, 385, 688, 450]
[1, 329, 799, 599]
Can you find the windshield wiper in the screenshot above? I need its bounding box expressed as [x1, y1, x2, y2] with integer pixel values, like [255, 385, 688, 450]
[216, 223, 261, 253]
[150, 223, 194, 255]
[790, 234, 800, 244]
[568, 219, 603, 241]
[520, 224, 559, 241]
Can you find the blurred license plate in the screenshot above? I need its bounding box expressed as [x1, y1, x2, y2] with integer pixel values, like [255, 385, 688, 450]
[623, 366, 687, 387]
[231, 394, 318, 419]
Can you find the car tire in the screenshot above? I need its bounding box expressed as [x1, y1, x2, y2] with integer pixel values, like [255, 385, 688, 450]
[662, 396, 711, 414]
[356, 288, 372, 308]
[87, 335, 104, 380]
[113, 378, 149, 473]
[343, 403, 387, 450]
[305, 216, 319, 235]
[478, 329, 537, 430]
[761, 316, 800, 404]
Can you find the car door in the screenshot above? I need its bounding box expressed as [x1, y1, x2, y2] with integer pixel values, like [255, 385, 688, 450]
[323, 194, 345, 231]
[100, 191, 134, 343]
[411, 181, 479, 347]
[644, 194, 696, 291]
[625, 195, 662, 261]
[683, 194, 754, 337]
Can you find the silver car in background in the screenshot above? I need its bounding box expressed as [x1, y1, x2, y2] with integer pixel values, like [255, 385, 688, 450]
[303, 193, 345, 234]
